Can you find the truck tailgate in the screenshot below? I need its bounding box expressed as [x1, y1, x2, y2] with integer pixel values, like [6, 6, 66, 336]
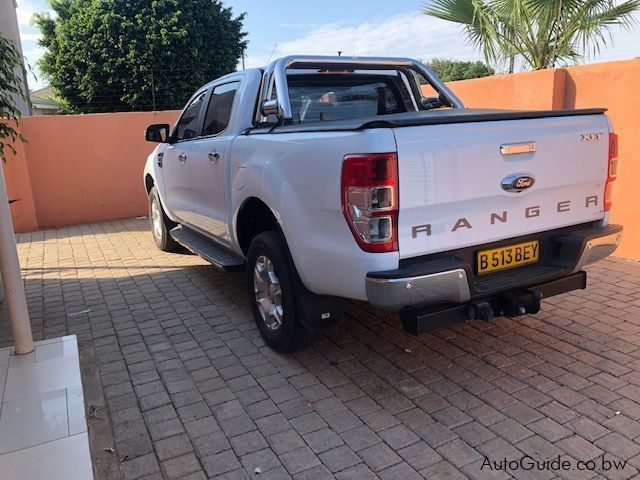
[395, 113, 610, 259]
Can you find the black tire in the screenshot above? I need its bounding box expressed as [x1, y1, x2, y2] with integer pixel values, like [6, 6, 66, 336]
[148, 186, 180, 252]
[246, 230, 319, 352]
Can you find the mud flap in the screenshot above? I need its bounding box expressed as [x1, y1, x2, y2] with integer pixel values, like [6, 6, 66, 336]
[291, 279, 345, 333]
[279, 226, 345, 333]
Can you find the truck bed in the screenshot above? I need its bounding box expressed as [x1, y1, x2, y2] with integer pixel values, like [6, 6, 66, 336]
[247, 108, 607, 134]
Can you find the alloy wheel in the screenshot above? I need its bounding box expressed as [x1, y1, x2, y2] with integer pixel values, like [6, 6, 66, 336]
[253, 255, 284, 331]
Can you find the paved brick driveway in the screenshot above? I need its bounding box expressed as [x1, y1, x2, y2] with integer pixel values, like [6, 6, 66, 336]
[3, 218, 640, 480]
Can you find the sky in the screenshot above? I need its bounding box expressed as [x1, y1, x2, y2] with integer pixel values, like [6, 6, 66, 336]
[15, 0, 640, 90]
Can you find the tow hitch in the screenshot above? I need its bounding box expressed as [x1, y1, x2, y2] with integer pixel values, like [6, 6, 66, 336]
[467, 289, 543, 321]
[399, 271, 586, 336]
[494, 289, 543, 317]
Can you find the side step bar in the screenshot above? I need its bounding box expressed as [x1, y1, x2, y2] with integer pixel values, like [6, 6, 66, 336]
[170, 226, 245, 271]
[400, 271, 587, 336]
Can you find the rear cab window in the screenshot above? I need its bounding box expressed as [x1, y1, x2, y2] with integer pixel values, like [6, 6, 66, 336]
[284, 71, 414, 124]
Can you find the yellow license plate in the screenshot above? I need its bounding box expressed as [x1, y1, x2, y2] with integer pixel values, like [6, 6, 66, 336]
[477, 240, 539, 274]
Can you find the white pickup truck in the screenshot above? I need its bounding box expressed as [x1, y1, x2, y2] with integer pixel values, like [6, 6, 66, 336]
[144, 55, 622, 351]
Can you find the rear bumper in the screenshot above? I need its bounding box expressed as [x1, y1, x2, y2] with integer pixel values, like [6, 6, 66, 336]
[366, 268, 472, 310]
[572, 227, 623, 272]
[366, 223, 622, 310]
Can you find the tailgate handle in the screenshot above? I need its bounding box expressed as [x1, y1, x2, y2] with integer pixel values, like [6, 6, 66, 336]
[500, 142, 536, 155]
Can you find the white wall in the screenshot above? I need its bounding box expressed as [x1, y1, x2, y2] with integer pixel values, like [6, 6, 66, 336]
[0, 0, 31, 116]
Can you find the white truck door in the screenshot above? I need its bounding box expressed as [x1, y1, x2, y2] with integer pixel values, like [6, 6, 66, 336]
[189, 81, 240, 241]
[162, 91, 207, 224]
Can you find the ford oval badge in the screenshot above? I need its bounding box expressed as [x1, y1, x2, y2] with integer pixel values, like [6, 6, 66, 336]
[501, 174, 535, 193]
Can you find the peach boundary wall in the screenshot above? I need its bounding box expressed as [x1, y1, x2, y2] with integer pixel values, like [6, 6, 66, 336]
[5, 59, 640, 259]
[6, 110, 179, 233]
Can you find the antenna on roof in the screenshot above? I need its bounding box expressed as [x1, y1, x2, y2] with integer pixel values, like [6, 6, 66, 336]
[267, 43, 278, 64]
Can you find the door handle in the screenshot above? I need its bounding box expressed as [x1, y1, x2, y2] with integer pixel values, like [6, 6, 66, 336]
[178, 152, 187, 164]
[208, 152, 220, 163]
[500, 142, 536, 155]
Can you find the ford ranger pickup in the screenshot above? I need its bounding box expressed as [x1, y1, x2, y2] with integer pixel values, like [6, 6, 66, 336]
[143, 55, 623, 351]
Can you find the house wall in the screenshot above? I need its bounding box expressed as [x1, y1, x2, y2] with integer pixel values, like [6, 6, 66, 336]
[0, 0, 31, 116]
[4, 58, 640, 259]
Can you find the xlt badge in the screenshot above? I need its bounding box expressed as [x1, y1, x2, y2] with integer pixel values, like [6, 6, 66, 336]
[581, 132, 604, 142]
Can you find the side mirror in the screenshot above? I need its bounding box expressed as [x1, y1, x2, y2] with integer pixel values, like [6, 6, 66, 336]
[146, 124, 170, 143]
[260, 99, 281, 118]
[420, 96, 445, 110]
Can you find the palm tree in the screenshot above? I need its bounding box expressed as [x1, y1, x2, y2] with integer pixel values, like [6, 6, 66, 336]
[423, 0, 640, 71]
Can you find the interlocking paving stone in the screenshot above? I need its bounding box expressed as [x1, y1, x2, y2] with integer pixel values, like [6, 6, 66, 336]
[176, 401, 211, 423]
[201, 450, 241, 477]
[5, 219, 640, 479]
[556, 435, 604, 461]
[240, 447, 281, 474]
[290, 412, 327, 435]
[161, 452, 201, 479]
[323, 409, 362, 434]
[116, 434, 155, 459]
[476, 436, 521, 461]
[419, 461, 466, 479]
[219, 415, 256, 437]
[529, 417, 573, 442]
[454, 421, 496, 447]
[148, 418, 185, 442]
[255, 413, 291, 437]
[358, 442, 402, 472]
[595, 432, 640, 459]
[317, 445, 361, 472]
[279, 446, 321, 475]
[192, 430, 230, 457]
[339, 425, 381, 452]
[183, 416, 219, 439]
[436, 438, 482, 468]
[120, 452, 161, 480]
[378, 424, 420, 450]
[490, 418, 534, 444]
[154, 433, 194, 461]
[303, 427, 344, 454]
[230, 430, 268, 457]
[378, 461, 422, 480]
[516, 434, 564, 459]
[269, 430, 306, 457]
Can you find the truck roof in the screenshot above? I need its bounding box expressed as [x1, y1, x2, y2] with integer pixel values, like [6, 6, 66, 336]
[263, 55, 423, 71]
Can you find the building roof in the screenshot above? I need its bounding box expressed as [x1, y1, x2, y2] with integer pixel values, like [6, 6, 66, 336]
[30, 86, 61, 110]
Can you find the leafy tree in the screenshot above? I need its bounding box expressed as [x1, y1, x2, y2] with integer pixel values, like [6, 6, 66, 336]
[423, 0, 640, 71]
[34, 0, 247, 113]
[426, 58, 494, 81]
[0, 35, 27, 161]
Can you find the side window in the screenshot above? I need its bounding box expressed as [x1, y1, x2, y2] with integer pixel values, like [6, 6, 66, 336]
[203, 82, 239, 136]
[174, 92, 206, 141]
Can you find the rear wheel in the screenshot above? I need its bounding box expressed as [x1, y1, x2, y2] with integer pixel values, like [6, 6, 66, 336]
[148, 186, 179, 252]
[246, 231, 320, 352]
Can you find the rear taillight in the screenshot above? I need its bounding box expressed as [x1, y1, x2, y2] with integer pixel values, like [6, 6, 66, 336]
[605, 133, 618, 211]
[341, 153, 398, 253]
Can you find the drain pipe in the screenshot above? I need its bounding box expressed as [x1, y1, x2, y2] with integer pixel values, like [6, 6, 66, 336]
[0, 161, 33, 354]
